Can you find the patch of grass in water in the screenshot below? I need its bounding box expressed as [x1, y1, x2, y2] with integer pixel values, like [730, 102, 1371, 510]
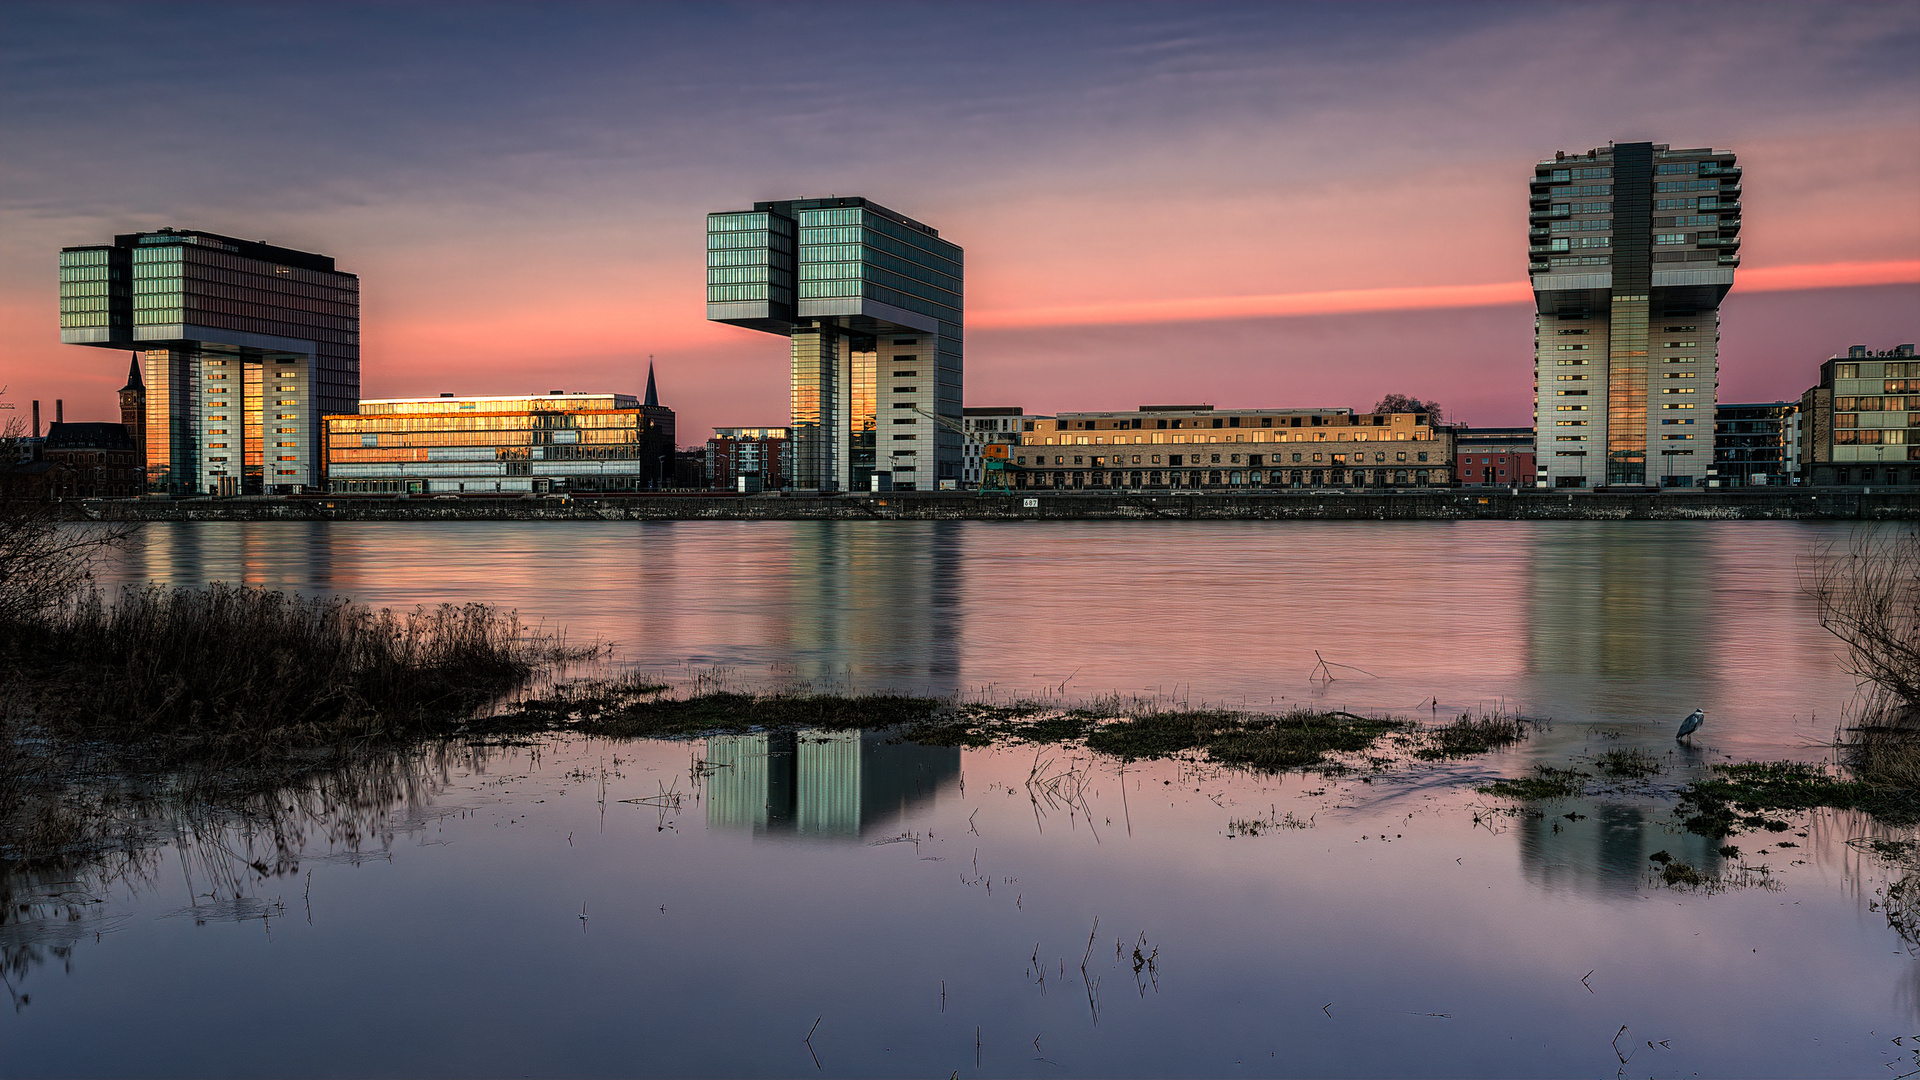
[1086, 709, 1409, 773]
[1413, 713, 1527, 760]
[1677, 760, 1920, 837]
[514, 691, 944, 739]
[1477, 765, 1589, 801]
[1596, 748, 1664, 778]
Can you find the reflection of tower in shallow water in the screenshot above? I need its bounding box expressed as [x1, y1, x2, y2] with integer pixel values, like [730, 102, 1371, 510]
[782, 522, 962, 691]
[1522, 524, 1718, 730]
[705, 730, 959, 839]
[1513, 796, 1722, 897]
[129, 522, 338, 593]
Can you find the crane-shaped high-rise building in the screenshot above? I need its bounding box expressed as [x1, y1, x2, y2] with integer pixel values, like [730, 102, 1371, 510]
[1530, 142, 1741, 489]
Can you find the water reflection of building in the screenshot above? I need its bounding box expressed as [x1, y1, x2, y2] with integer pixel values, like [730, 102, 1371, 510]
[1523, 524, 1716, 719]
[1516, 525, 1726, 895]
[705, 730, 959, 839]
[1513, 795, 1723, 896]
[776, 522, 964, 691]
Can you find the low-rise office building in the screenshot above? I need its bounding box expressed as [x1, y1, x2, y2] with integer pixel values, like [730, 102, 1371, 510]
[1011, 405, 1452, 490]
[325, 391, 675, 495]
[1713, 401, 1796, 485]
[706, 427, 791, 492]
[1797, 343, 1918, 487]
[1454, 426, 1535, 487]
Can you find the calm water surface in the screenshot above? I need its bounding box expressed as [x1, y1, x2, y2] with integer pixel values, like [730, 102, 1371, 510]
[4, 521, 1914, 1077]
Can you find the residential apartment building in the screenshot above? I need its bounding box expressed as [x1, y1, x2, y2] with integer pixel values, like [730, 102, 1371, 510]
[325, 391, 674, 495]
[706, 427, 791, 492]
[1454, 426, 1536, 487]
[59, 228, 359, 494]
[1530, 142, 1740, 490]
[1713, 401, 1796, 485]
[1012, 406, 1452, 490]
[706, 197, 962, 492]
[1797, 344, 1919, 487]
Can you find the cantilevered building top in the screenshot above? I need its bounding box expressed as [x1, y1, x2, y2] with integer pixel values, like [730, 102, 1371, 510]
[58, 227, 360, 496]
[705, 197, 964, 493]
[1528, 142, 1741, 491]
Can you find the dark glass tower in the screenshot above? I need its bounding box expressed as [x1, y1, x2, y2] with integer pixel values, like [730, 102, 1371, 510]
[1529, 143, 1740, 489]
[706, 198, 962, 492]
[58, 228, 358, 494]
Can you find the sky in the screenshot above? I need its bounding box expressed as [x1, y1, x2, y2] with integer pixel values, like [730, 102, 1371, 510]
[2, 1, 1916, 441]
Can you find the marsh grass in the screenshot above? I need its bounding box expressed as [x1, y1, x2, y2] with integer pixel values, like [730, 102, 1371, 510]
[1596, 748, 1665, 779]
[8, 584, 584, 761]
[1676, 760, 1920, 836]
[1477, 765, 1590, 801]
[1412, 713, 1528, 760]
[1081, 709, 1409, 773]
[515, 690, 945, 739]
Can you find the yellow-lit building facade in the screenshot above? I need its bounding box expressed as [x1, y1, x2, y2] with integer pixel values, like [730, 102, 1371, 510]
[325, 392, 675, 495]
[1013, 406, 1453, 490]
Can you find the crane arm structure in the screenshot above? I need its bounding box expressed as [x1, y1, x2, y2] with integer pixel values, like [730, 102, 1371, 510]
[910, 406, 1019, 494]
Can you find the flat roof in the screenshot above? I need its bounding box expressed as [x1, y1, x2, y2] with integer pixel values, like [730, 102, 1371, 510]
[61, 228, 349, 275]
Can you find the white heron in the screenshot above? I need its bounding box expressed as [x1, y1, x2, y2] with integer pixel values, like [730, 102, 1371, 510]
[1675, 708, 1705, 741]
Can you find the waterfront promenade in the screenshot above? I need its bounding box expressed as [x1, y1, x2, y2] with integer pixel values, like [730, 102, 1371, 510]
[66, 488, 1920, 522]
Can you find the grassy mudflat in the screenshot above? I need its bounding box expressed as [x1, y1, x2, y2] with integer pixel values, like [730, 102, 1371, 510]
[501, 684, 1531, 775]
[1677, 760, 1920, 836]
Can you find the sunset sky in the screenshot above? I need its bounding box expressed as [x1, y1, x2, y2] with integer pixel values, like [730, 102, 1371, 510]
[4, 2, 1915, 440]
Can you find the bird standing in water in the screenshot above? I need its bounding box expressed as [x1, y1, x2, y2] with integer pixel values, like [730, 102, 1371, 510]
[1676, 708, 1705, 741]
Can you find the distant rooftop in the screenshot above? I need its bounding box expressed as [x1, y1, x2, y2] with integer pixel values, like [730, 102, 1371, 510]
[58, 228, 349, 276]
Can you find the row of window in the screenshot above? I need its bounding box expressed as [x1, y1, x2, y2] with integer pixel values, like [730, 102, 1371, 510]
[1537, 167, 1612, 182]
[1547, 219, 1611, 232]
[1834, 397, 1919, 412]
[1018, 449, 1431, 466]
[1833, 364, 1920, 380]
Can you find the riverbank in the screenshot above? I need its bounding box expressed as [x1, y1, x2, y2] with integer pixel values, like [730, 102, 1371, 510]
[61, 487, 1920, 522]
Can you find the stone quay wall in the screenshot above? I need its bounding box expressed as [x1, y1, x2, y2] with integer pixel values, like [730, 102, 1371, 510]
[63, 489, 1920, 523]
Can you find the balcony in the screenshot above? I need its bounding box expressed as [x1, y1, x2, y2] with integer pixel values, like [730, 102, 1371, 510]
[1718, 254, 1741, 267]
[1529, 227, 1551, 238]
[1529, 261, 1551, 273]
[1700, 164, 1742, 177]
[1717, 182, 1742, 197]
[1529, 207, 1570, 221]
[1529, 245, 1560, 255]
[1697, 236, 1741, 248]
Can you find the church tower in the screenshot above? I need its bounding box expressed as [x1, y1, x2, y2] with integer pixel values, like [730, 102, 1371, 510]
[118, 354, 147, 489]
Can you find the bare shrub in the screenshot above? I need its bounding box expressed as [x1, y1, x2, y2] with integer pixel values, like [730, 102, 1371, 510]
[1811, 525, 1920, 783]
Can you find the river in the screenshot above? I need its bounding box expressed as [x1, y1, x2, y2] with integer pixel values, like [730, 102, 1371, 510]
[3, 520, 1912, 1077]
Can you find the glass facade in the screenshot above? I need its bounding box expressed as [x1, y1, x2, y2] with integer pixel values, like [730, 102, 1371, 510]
[325, 394, 674, 495]
[1530, 143, 1739, 489]
[709, 198, 962, 492]
[59, 229, 359, 494]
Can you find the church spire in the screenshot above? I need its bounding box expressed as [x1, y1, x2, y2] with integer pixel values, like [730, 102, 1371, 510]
[124, 353, 144, 389]
[644, 355, 659, 408]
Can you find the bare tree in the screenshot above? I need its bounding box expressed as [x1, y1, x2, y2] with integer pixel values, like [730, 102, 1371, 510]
[0, 413, 130, 629]
[1810, 525, 1920, 733]
[1374, 394, 1444, 423]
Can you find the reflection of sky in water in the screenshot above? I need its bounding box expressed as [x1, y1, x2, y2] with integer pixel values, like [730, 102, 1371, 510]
[3, 734, 1911, 1077]
[12, 520, 1901, 1075]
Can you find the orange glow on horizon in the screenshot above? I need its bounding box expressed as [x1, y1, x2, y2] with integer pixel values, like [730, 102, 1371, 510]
[969, 259, 1920, 330]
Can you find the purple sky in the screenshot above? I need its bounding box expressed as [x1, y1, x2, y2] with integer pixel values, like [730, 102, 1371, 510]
[3, 2, 1915, 438]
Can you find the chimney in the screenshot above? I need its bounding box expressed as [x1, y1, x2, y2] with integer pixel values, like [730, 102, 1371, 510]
[31, 400, 39, 437]
[55, 399, 63, 424]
